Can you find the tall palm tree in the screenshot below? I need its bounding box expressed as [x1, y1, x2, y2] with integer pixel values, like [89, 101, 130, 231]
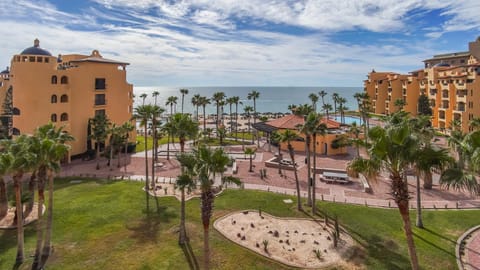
[90, 114, 111, 170]
[231, 96, 241, 140]
[244, 106, 253, 145]
[312, 120, 327, 214]
[470, 117, 480, 130]
[121, 121, 135, 172]
[279, 129, 302, 211]
[166, 113, 199, 153]
[1, 135, 37, 266]
[244, 147, 256, 172]
[332, 92, 339, 115]
[299, 112, 318, 206]
[180, 88, 189, 114]
[195, 145, 240, 270]
[349, 122, 362, 157]
[191, 94, 201, 122]
[199, 96, 210, 131]
[287, 104, 297, 114]
[353, 92, 364, 126]
[152, 91, 160, 106]
[0, 152, 11, 219]
[270, 131, 283, 175]
[212, 92, 225, 131]
[166, 96, 178, 160]
[394, 98, 407, 111]
[318, 90, 327, 107]
[322, 103, 333, 119]
[308, 93, 319, 113]
[140, 93, 147, 105]
[134, 105, 153, 212]
[32, 123, 73, 269]
[226, 97, 235, 134]
[150, 105, 164, 188]
[176, 153, 197, 245]
[247, 90, 260, 146]
[337, 97, 347, 124]
[348, 117, 421, 270]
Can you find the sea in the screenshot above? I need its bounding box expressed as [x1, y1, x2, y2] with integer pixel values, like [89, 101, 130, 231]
[133, 86, 362, 115]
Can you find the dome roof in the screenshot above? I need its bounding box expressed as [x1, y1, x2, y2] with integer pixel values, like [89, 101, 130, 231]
[0, 67, 9, 74]
[434, 62, 450, 67]
[20, 39, 52, 56]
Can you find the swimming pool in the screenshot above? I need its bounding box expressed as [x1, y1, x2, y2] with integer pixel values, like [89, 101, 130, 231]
[331, 115, 361, 125]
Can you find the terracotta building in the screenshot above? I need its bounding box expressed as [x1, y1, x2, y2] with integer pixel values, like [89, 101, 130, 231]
[0, 39, 135, 159]
[364, 37, 480, 134]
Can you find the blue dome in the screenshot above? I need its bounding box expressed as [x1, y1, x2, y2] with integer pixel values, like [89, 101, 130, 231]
[434, 62, 450, 67]
[0, 67, 9, 74]
[20, 39, 52, 56]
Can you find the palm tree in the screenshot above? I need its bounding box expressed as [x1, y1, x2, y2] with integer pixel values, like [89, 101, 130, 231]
[349, 122, 362, 157]
[299, 112, 317, 206]
[194, 145, 240, 269]
[1, 135, 37, 266]
[270, 131, 283, 175]
[134, 105, 153, 212]
[226, 97, 235, 134]
[166, 113, 199, 153]
[353, 92, 364, 125]
[166, 96, 178, 160]
[337, 97, 347, 124]
[287, 104, 297, 114]
[120, 121, 135, 172]
[150, 105, 164, 188]
[247, 90, 260, 146]
[348, 117, 421, 270]
[32, 123, 73, 269]
[470, 117, 480, 130]
[308, 93, 319, 113]
[152, 91, 160, 106]
[90, 114, 111, 170]
[394, 98, 407, 111]
[279, 129, 302, 211]
[0, 152, 11, 219]
[199, 96, 210, 131]
[244, 106, 253, 145]
[231, 96, 242, 140]
[140, 93, 147, 105]
[191, 94, 201, 121]
[244, 147, 256, 172]
[332, 92, 339, 115]
[322, 103, 333, 119]
[176, 153, 197, 245]
[212, 92, 225, 131]
[312, 120, 327, 214]
[180, 88, 189, 114]
[318, 90, 327, 107]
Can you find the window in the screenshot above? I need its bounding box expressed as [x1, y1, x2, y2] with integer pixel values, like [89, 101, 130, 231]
[95, 109, 105, 116]
[60, 76, 68, 84]
[60, 94, 68, 103]
[95, 94, 106, 105]
[12, 107, 20, 115]
[95, 78, 106, 90]
[51, 95, 57, 103]
[51, 75, 58, 84]
[60, 113, 68, 121]
[29, 56, 35, 62]
[45, 57, 49, 63]
[51, 113, 57, 122]
[37, 57, 43, 63]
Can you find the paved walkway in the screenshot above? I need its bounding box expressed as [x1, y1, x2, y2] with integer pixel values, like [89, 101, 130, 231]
[466, 229, 480, 270]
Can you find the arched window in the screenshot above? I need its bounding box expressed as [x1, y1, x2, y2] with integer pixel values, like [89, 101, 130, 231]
[60, 76, 68, 84]
[51, 95, 57, 103]
[51, 75, 57, 84]
[12, 128, 20, 135]
[12, 107, 20, 115]
[60, 113, 68, 121]
[60, 94, 68, 103]
[51, 113, 57, 122]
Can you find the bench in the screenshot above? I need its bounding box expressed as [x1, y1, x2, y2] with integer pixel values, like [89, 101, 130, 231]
[359, 173, 372, 193]
[320, 171, 350, 184]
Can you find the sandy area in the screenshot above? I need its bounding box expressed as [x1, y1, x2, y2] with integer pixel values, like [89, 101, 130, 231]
[0, 203, 43, 229]
[214, 210, 355, 269]
[146, 183, 203, 201]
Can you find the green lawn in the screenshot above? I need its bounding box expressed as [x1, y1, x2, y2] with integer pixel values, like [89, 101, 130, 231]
[1, 179, 478, 269]
[136, 136, 180, 152]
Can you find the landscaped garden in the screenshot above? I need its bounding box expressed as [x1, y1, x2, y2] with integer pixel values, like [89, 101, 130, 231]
[1, 178, 479, 270]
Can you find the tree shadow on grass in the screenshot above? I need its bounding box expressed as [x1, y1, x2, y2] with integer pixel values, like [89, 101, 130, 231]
[413, 231, 456, 258]
[180, 241, 200, 270]
[125, 206, 175, 244]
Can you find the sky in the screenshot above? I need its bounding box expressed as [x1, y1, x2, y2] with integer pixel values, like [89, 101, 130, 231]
[0, 0, 479, 87]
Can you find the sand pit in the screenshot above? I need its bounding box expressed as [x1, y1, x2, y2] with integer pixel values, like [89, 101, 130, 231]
[214, 210, 355, 269]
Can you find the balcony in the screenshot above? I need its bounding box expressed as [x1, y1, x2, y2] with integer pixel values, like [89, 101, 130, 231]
[441, 90, 449, 100]
[456, 89, 467, 102]
[454, 103, 466, 112]
[429, 89, 437, 97]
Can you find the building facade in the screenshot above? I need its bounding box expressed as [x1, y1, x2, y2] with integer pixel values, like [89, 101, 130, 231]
[364, 37, 480, 134]
[0, 39, 135, 158]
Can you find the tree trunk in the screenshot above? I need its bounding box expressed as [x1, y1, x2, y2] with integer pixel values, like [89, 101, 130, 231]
[40, 171, 54, 268]
[151, 142, 156, 190]
[416, 174, 423, 228]
[203, 107, 207, 131]
[32, 167, 46, 270]
[423, 171, 433, 189]
[235, 105, 238, 141]
[24, 172, 36, 218]
[201, 190, 214, 270]
[180, 138, 185, 153]
[117, 146, 121, 168]
[96, 142, 100, 170]
[249, 156, 253, 172]
[288, 146, 302, 211]
[312, 134, 317, 215]
[179, 189, 187, 245]
[306, 136, 312, 206]
[124, 141, 128, 173]
[13, 172, 25, 266]
[144, 126, 150, 213]
[166, 132, 170, 160]
[0, 178, 8, 219]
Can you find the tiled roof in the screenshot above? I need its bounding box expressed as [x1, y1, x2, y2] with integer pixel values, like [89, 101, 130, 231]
[265, 114, 341, 130]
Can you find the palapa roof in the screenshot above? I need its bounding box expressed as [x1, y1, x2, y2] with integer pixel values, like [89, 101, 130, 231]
[252, 114, 341, 133]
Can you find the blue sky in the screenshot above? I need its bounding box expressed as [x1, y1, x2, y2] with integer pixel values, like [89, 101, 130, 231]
[0, 0, 479, 87]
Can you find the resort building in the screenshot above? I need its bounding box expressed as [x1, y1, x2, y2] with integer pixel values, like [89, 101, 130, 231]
[364, 37, 480, 134]
[253, 114, 348, 156]
[0, 39, 135, 159]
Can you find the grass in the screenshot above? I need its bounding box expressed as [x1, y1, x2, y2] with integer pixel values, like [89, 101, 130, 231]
[136, 136, 180, 152]
[1, 179, 479, 269]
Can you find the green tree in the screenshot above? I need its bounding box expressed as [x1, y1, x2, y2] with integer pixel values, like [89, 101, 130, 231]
[417, 94, 432, 116]
[332, 92, 339, 115]
[337, 97, 347, 124]
[212, 92, 225, 132]
[470, 117, 480, 130]
[311, 120, 327, 214]
[244, 106, 253, 145]
[248, 90, 260, 146]
[176, 152, 197, 245]
[244, 147, 256, 172]
[198, 96, 210, 131]
[89, 114, 111, 170]
[139, 93, 147, 105]
[394, 98, 407, 111]
[318, 90, 327, 107]
[0, 152, 12, 219]
[270, 131, 283, 175]
[348, 122, 362, 157]
[191, 94, 201, 122]
[279, 129, 303, 211]
[348, 117, 421, 270]
[298, 112, 317, 206]
[180, 88, 189, 114]
[322, 103, 333, 119]
[308, 93, 319, 113]
[166, 113, 199, 153]
[231, 96, 242, 141]
[120, 121, 135, 172]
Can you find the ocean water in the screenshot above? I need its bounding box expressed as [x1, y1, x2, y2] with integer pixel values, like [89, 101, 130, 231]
[133, 86, 362, 115]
